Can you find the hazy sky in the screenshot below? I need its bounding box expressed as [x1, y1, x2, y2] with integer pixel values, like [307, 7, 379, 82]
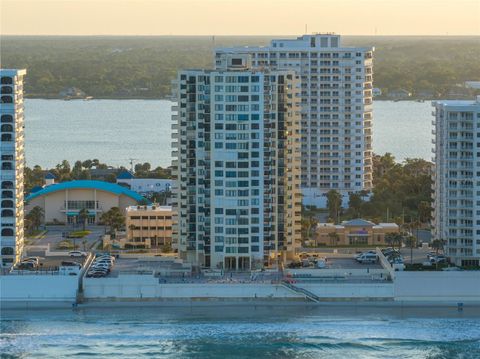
[1, 0, 479, 36]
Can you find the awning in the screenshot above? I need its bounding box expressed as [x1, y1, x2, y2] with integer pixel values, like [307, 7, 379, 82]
[66, 212, 78, 216]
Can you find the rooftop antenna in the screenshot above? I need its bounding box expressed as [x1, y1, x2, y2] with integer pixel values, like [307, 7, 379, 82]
[212, 35, 215, 49]
[128, 158, 139, 173]
[305, 24, 308, 34]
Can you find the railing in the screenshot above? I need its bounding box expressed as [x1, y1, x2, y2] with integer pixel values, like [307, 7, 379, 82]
[281, 280, 320, 302]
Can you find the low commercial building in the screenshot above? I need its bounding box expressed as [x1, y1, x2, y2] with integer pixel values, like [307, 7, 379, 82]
[315, 219, 399, 246]
[25, 180, 146, 225]
[125, 205, 174, 249]
[116, 171, 172, 195]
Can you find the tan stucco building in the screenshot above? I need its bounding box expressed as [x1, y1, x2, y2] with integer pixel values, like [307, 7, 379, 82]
[25, 180, 145, 225]
[125, 205, 174, 249]
[315, 219, 399, 246]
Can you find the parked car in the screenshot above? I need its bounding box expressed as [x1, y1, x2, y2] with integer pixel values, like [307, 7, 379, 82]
[430, 255, 447, 264]
[315, 258, 327, 268]
[95, 258, 114, 265]
[16, 261, 38, 270]
[91, 263, 111, 271]
[357, 253, 378, 264]
[355, 250, 376, 260]
[86, 270, 107, 278]
[21, 257, 40, 266]
[69, 251, 87, 257]
[96, 254, 115, 262]
[426, 251, 437, 260]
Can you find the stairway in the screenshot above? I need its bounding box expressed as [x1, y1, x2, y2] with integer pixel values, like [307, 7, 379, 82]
[281, 281, 320, 303]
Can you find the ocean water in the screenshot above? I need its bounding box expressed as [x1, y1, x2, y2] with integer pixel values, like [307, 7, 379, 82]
[1, 306, 480, 358]
[24, 99, 433, 169]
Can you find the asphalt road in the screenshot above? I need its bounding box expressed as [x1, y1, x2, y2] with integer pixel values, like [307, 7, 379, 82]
[27, 225, 106, 251]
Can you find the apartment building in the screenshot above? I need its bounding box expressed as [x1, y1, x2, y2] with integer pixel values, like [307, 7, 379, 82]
[171, 54, 302, 270]
[125, 205, 174, 249]
[0, 69, 26, 268]
[432, 97, 480, 266]
[215, 34, 374, 207]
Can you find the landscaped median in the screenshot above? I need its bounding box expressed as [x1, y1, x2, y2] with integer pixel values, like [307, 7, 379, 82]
[67, 230, 91, 239]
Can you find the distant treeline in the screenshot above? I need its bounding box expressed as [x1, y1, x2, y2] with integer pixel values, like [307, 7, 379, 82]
[25, 159, 171, 193]
[2, 36, 480, 99]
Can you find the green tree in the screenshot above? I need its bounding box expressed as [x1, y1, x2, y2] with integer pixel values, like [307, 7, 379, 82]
[405, 236, 417, 265]
[348, 192, 363, 217]
[78, 208, 90, 231]
[25, 206, 44, 231]
[418, 201, 431, 224]
[326, 190, 342, 224]
[431, 239, 444, 255]
[100, 207, 125, 236]
[385, 232, 403, 250]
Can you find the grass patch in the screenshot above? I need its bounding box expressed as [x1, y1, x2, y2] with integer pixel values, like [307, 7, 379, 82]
[57, 240, 78, 250]
[26, 229, 47, 239]
[67, 230, 91, 238]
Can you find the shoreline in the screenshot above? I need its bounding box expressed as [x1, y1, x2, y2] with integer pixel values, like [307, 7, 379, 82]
[24, 96, 437, 102]
[3, 298, 480, 310]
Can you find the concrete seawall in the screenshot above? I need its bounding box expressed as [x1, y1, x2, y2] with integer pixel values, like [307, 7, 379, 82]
[2, 270, 480, 309]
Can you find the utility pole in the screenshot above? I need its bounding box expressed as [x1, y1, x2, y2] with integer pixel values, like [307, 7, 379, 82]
[128, 158, 138, 173]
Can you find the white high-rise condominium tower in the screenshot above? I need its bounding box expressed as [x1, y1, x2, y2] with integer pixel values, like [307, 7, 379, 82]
[0, 69, 26, 268]
[216, 34, 374, 207]
[432, 97, 480, 267]
[171, 55, 302, 270]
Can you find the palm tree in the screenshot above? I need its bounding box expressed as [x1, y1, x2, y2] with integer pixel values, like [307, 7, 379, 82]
[385, 232, 403, 250]
[431, 239, 444, 255]
[78, 208, 89, 231]
[25, 206, 44, 231]
[326, 190, 342, 224]
[405, 236, 417, 265]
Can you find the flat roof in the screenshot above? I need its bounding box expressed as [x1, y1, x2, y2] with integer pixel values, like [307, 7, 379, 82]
[0, 69, 27, 76]
[126, 205, 173, 212]
[432, 99, 480, 108]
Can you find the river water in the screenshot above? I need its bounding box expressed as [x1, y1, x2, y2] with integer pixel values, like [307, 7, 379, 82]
[24, 99, 433, 169]
[1, 306, 480, 358]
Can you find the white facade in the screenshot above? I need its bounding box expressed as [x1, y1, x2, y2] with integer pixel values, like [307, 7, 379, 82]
[432, 97, 480, 266]
[117, 178, 172, 194]
[215, 34, 374, 207]
[0, 69, 26, 268]
[172, 55, 302, 270]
